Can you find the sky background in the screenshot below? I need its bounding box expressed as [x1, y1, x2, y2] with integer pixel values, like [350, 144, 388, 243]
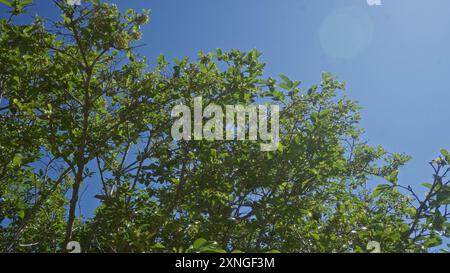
[1, 0, 450, 217]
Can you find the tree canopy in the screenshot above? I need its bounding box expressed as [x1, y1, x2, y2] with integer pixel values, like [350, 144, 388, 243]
[0, 0, 449, 253]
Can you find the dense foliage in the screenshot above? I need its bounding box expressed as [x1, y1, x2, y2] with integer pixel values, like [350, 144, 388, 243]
[0, 0, 449, 253]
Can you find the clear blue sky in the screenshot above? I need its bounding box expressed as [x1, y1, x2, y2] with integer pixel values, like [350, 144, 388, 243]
[2, 0, 450, 214]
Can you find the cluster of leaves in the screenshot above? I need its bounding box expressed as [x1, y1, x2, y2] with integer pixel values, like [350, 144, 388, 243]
[0, 1, 449, 253]
[0, 0, 33, 16]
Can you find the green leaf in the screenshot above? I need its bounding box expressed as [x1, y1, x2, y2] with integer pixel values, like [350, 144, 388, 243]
[193, 238, 208, 249]
[310, 112, 319, 124]
[374, 184, 391, 197]
[441, 148, 450, 163]
[279, 74, 293, 89]
[201, 247, 226, 253]
[279, 74, 290, 83]
[279, 83, 290, 90]
[385, 170, 399, 184]
[152, 243, 166, 250]
[424, 237, 442, 248]
[12, 154, 23, 167]
[0, 0, 12, 6]
[18, 210, 25, 219]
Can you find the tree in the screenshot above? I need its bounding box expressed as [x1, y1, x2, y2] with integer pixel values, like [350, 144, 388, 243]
[0, 0, 449, 253]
